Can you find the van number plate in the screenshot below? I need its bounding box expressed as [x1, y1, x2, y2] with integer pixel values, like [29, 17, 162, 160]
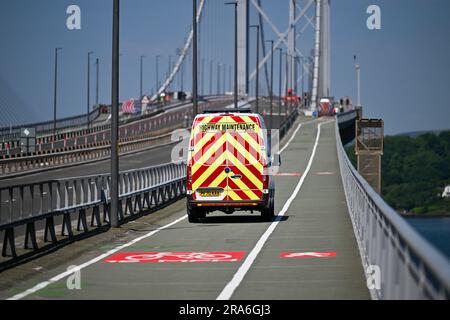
[199, 191, 221, 197]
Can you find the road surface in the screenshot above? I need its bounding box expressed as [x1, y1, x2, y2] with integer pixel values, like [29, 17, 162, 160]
[0, 117, 370, 300]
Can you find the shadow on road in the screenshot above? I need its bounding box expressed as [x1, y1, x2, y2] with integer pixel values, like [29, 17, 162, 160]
[200, 215, 289, 224]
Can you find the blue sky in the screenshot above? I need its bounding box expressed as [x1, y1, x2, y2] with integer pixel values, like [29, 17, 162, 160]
[0, 0, 449, 134]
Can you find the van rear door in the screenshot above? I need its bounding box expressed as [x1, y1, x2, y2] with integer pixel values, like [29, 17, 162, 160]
[224, 115, 264, 201]
[190, 115, 228, 201]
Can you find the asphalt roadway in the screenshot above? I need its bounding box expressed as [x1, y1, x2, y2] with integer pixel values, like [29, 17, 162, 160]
[0, 116, 370, 300]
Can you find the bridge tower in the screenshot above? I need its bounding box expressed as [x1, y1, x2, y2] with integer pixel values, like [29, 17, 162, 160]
[311, 0, 331, 111]
[287, 0, 296, 93]
[319, 0, 331, 98]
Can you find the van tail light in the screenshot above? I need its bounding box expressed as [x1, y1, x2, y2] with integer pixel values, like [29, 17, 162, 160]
[187, 165, 192, 190]
[262, 167, 269, 191]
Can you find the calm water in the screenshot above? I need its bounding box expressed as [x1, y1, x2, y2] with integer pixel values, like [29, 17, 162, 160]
[406, 217, 450, 260]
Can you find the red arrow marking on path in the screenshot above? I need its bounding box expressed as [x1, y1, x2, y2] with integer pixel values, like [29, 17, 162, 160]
[274, 172, 303, 176]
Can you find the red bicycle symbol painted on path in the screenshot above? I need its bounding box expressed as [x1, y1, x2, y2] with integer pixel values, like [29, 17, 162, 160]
[104, 251, 246, 263]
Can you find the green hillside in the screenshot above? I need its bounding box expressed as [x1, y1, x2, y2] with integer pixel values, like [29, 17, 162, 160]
[346, 131, 450, 216]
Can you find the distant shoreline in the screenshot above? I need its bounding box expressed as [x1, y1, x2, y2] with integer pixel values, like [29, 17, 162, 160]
[400, 212, 450, 218]
[393, 129, 450, 138]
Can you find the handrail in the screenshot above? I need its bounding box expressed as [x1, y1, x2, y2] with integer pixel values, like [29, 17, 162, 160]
[335, 113, 450, 299]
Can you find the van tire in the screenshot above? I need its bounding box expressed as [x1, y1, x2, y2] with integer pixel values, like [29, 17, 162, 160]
[261, 192, 274, 222]
[187, 205, 205, 223]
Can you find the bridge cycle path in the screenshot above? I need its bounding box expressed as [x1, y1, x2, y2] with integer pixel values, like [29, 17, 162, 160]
[3, 117, 369, 300]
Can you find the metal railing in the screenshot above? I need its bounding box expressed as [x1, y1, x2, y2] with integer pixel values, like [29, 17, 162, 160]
[0, 105, 104, 139]
[0, 98, 233, 177]
[335, 113, 450, 299]
[0, 96, 232, 158]
[0, 131, 177, 178]
[0, 161, 186, 270]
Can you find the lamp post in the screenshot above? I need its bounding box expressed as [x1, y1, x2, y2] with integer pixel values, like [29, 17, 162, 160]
[283, 52, 290, 116]
[96, 58, 99, 110]
[155, 55, 160, 95]
[192, 0, 198, 116]
[225, 1, 238, 108]
[140, 55, 145, 99]
[223, 63, 226, 96]
[110, 0, 120, 228]
[276, 48, 283, 120]
[266, 40, 274, 128]
[354, 55, 361, 107]
[249, 25, 260, 113]
[217, 63, 221, 95]
[209, 60, 213, 95]
[53, 47, 62, 137]
[181, 57, 184, 92]
[201, 58, 205, 96]
[168, 55, 172, 91]
[87, 51, 94, 129]
[300, 56, 304, 102]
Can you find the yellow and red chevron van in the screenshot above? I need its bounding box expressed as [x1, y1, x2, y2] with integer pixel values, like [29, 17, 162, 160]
[186, 108, 275, 222]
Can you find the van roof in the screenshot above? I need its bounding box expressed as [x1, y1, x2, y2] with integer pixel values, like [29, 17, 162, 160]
[198, 109, 260, 118]
[199, 112, 259, 118]
[202, 108, 253, 114]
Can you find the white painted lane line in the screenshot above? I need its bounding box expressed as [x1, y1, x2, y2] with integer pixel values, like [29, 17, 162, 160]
[7, 215, 188, 300]
[279, 118, 320, 154]
[217, 120, 334, 300]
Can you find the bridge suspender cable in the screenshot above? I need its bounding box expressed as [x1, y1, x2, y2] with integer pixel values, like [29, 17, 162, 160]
[151, 0, 206, 102]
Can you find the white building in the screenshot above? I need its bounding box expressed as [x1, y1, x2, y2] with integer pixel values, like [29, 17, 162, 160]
[442, 186, 450, 198]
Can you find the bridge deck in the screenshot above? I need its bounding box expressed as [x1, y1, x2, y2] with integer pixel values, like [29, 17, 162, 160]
[0, 118, 370, 300]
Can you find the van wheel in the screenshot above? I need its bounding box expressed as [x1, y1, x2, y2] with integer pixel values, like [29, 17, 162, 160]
[187, 206, 205, 223]
[261, 192, 274, 222]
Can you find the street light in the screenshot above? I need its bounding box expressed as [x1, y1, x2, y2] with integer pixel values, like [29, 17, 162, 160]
[96, 58, 100, 111]
[209, 60, 213, 95]
[283, 52, 290, 116]
[140, 55, 145, 99]
[249, 25, 260, 113]
[225, 1, 238, 108]
[53, 47, 62, 137]
[87, 51, 94, 129]
[276, 48, 283, 120]
[192, 0, 198, 116]
[201, 58, 205, 96]
[110, 0, 120, 228]
[354, 55, 361, 107]
[155, 55, 160, 95]
[300, 56, 305, 102]
[265, 39, 274, 128]
[168, 55, 172, 91]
